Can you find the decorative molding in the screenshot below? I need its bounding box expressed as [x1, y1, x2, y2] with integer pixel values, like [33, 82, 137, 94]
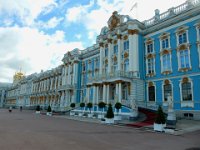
[128, 29, 139, 35]
[99, 42, 104, 47]
[107, 38, 112, 43]
[117, 34, 122, 39]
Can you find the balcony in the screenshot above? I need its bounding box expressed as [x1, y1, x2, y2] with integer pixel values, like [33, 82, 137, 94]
[57, 84, 75, 91]
[88, 71, 140, 84]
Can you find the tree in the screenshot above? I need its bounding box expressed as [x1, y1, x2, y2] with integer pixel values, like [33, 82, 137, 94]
[87, 102, 93, 113]
[80, 102, 85, 110]
[36, 105, 40, 111]
[155, 106, 166, 124]
[98, 101, 106, 111]
[115, 102, 122, 114]
[70, 103, 76, 109]
[47, 105, 52, 112]
[106, 104, 114, 119]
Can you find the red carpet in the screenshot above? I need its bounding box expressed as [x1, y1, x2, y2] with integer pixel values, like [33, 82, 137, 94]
[127, 108, 157, 128]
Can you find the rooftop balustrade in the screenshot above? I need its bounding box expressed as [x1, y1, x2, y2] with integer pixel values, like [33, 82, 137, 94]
[143, 0, 200, 27]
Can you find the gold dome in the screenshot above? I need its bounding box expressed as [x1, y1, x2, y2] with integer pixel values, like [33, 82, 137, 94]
[13, 70, 25, 84]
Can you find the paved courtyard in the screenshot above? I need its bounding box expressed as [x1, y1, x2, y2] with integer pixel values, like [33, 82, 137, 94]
[0, 109, 199, 150]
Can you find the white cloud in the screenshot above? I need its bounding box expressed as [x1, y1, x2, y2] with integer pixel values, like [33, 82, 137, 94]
[0, 0, 57, 26]
[0, 26, 84, 82]
[65, 0, 186, 42]
[75, 34, 82, 39]
[37, 17, 64, 29]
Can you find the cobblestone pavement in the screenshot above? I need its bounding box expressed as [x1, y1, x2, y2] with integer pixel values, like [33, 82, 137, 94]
[0, 109, 200, 150]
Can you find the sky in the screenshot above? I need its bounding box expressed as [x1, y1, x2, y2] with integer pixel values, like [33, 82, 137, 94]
[0, 0, 186, 83]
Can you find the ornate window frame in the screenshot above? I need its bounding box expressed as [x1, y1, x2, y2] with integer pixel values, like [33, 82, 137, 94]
[162, 79, 173, 105]
[179, 77, 194, 108]
[147, 81, 156, 103]
[146, 54, 156, 77]
[145, 38, 155, 54]
[195, 22, 200, 67]
[175, 26, 189, 47]
[160, 50, 172, 74]
[177, 45, 191, 72]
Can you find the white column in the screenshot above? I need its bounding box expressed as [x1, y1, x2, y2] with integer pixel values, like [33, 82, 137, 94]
[54, 77, 57, 89]
[118, 82, 122, 103]
[108, 38, 112, 73]
[115, 83, 119, 102]
[73, 62, 78, 84]
[96, 86, 99, 104]
[117, 32, 122, 71]
[128, 29, 139, 72]
[103, 84, 106, 102]
[86, 87, 90, 102]
[99, 42, 104, 75]
[106, 84, 110, 104]
[93, 86, 96, 104]
[67, 65, 71, 84]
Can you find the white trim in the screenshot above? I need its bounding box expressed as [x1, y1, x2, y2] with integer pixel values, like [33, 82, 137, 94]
[146, 57, 156, 76]
[195, 23, 200, 41]
[147, 81, 156, 103]
[179, 77, 194, 108]
[177, 48, 192, 71]
[160, 53, 172, 73]
[161, 80, 174, 103]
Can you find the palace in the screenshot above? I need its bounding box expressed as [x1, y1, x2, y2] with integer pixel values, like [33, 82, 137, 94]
[3, 0, 200, 119]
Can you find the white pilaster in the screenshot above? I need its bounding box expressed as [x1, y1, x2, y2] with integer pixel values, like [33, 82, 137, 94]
[108, 37, 112, 73]
[68, 65, 71, 85]
[103, 84, 106, 102]
[117, 31, 122, 71]
[118, 82, 122, 103]
[106, 84, 110, 104]
[96, 86, 99, 104]
[93, 86, 96, 104]
[128, 29, 139, 72]
[99, 42, 104, 75]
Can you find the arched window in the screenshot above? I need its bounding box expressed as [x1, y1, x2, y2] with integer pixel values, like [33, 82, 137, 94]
[181, 78, 192, 101]
[124, 59, 129, 72]
[163, 80, 172, 101]
[148, 82, 155, 102]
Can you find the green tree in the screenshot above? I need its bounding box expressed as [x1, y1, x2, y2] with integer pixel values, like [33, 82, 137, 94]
[155, 106, 166, 124]
[87, 102, 93, 113]
[36, 105, 40, 111]
[70, 103, 76, 109]
[106, 104, 114, 119]
[115, 102, 122, 114]
[47, 105, 51, 112]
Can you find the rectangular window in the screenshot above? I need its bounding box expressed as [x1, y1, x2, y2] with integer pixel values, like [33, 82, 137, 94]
[162, 38, 169, 49]
[124, 41, 129, 51]
[105, 48, 108, 57]
[147, 43, 153, 53]
[147, 58, 154, 74]
[164, 84, 172, 101]
[162, 54, 171, 71]
[180, 50, 190, 68]
[182, 82, 192, 101]
[178, 32, 187, 44]
[114, 45, 118, 54]
[149, 86, 155, 101]
[95, 59, 99, 68]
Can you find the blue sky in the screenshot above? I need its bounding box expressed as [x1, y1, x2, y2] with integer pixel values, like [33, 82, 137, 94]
[0, 0, 186, 82]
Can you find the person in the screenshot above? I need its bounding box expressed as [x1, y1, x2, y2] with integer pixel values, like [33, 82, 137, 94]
[20, 106, 22, 112]
[9, 106, 12, 112]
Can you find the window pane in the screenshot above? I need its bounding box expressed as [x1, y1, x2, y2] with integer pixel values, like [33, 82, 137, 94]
[182, 82, 192, 101]
[149, 86, 155, 101]
[164, 84, 172, 101]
